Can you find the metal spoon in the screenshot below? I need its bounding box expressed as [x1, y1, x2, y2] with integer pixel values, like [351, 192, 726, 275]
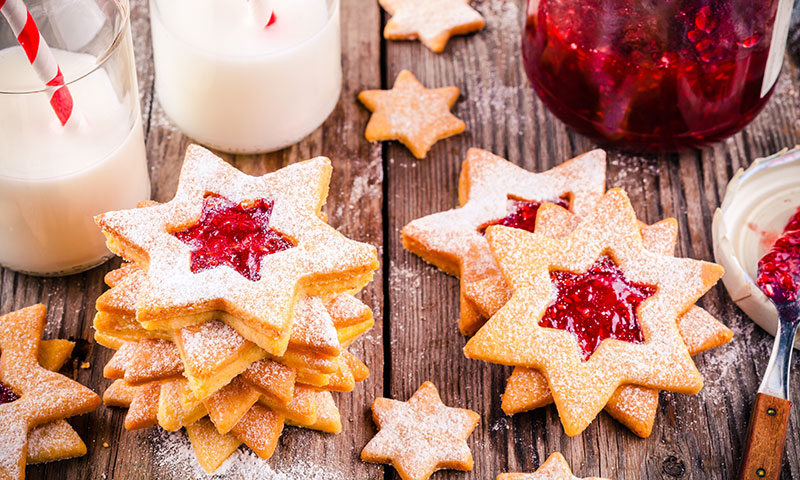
[739, 237, 799, 479]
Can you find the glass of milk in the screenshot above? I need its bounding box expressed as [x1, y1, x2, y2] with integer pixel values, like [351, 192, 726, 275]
[150, 0, 342, 153]
[0, 0, 151, 276]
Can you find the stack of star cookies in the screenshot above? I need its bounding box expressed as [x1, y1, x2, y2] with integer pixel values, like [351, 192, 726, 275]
[402, 148, 733, 438]
[91, 145, 380, 472]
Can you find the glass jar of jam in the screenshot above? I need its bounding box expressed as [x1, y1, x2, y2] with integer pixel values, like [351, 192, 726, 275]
[522, 0, 793, 151]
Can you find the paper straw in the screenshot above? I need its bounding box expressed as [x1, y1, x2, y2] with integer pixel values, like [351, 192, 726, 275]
[0, 0, 75, 126]
[248, 0, 275, 27]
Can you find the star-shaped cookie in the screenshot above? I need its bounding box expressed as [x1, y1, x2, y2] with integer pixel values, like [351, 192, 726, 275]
[358, 70, 465, 159]
[361, 381, 480, 480]
[402, 148, 606, 335]
[23, 339, 86, 466]
[95, 145, 379, 357]
[379, 0, 485, 53]
[463, 189, 724, 436]
[0, 305, 101, 480]
[498, 452, 609, 480]
[500, 203, 733, 437]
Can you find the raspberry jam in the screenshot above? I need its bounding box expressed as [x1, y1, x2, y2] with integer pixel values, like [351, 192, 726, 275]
[757, 207, 800, 305]
[479, 197, 570, 234]
[0, 382, 17, 405]
[522, 0, 783, 151]
[173, 195, 295, 281]
[0, 357, 18, 404]
[540, 255, 656, 360]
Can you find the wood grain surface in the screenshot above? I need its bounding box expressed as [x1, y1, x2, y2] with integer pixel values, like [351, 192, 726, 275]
[1, 0, 798, 478]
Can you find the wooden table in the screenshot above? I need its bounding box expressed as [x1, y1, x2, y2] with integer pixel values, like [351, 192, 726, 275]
[5, 0, 799, 478]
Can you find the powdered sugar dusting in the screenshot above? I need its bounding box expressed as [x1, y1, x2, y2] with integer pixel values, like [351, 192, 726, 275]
[180, 320, 250, 376]
[125, 339, 184, 384]
[326, 294, 372, 327]
[150, 428, 345, 480]
[0, 306, 101, 477]
[291, 297, 340, 354]
[26, 420, 84, 463]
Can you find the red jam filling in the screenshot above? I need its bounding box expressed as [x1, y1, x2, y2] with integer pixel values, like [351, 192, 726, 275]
[0, 356, 17, 405]
[173, 195, 295, 282]
[540, 255, 656, 360]
[757, 207, 800, 305]
[479, 197, 570, 234]
[0, 382, 17, 405]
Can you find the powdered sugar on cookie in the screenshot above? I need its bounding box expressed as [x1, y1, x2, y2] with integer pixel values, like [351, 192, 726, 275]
[379, 0, 485, 53]
[358, 70, 465, 159]
[361, 381, 480, 480]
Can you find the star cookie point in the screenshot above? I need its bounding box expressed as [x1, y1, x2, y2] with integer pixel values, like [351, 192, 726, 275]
[359, 70, 465, 159]
[379, 0, 485, 53]
[362, 381, 480, 480]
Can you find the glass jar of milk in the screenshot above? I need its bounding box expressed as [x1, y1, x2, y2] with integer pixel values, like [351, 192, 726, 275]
[150, 0, 342, 154]
[0, 0, 151, 276]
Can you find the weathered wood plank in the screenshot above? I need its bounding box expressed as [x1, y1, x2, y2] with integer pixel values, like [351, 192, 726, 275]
[384, 1, 800, 479]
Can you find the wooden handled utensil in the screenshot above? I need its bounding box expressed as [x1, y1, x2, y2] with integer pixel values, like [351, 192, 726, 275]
[739, 210, 800, 480]
[739, 303, 797, 480]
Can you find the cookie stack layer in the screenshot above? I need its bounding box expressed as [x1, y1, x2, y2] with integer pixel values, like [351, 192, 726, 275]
[92, 145, 380, 473]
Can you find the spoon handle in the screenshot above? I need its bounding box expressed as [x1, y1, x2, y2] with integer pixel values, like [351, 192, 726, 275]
[738, 393, 792, 480]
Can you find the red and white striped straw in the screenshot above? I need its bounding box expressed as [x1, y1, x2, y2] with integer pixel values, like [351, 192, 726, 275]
[0, 0, 75, 126]
[248, 0, 275, 28]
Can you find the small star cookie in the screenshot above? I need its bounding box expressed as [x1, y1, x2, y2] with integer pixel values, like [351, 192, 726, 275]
[358, 70, 465, 159]
[498, 452, 609, 480]
[95, 145, 379, 357]
[361, 381, 480, 480]
[464, 189, 724, 436]
[402, 148, 606, 335]
[379, 0, 485, 53]
[0, 305, 101, 480]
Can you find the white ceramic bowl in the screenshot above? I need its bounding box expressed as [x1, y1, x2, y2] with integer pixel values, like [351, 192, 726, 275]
[712, 147, 800, 349]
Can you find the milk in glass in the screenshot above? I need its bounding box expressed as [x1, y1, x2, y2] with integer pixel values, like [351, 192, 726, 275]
[150, 0, 341, 153]
[0, 47, 150, 275]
